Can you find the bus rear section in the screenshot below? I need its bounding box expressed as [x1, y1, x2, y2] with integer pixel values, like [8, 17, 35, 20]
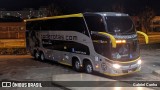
[84, 12, 148, 76]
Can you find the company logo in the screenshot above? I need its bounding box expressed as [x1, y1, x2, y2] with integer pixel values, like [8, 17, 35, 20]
[2, 82, 11, 87]
[1, 82, 43, 87]
[114, 34, 137, 39]
[41, 34, 77, 41]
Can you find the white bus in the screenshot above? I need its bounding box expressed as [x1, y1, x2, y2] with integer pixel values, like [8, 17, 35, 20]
[25, 12, 148, 76]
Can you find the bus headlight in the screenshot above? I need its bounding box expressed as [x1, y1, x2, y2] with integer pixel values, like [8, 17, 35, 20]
[112, 64, 121, 69]
[116, 40, 126, 44]
[137, 59, 142, 65]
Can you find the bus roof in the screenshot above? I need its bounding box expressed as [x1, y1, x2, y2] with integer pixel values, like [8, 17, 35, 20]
[24, 13, 83, 22]
[84, 12, 129, 16]
[24, 12, 129, 22]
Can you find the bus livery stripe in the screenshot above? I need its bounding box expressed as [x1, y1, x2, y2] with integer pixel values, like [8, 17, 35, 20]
[25, 13, 83, 22]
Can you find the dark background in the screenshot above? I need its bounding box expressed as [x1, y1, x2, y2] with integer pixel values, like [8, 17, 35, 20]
[0, 0, 159, 15]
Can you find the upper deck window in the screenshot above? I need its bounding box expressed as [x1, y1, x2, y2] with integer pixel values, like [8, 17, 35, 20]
[26, 17, 89, 36]
[84, 15, 106, 32]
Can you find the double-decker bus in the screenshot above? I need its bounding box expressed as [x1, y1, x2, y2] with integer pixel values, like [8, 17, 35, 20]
[25, 12, 148, 76]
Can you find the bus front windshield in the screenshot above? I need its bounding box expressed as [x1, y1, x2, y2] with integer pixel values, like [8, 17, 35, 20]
[105, 16, 139, 61]
[111, 40, 140, 61]
[105, 16, 135, 35]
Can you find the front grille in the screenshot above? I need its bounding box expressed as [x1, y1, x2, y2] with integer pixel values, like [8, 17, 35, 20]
[122, 67, 138, 73]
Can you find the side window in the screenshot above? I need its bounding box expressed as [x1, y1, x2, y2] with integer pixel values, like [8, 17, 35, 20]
[85, 15, 111, 58]
[33, 21, 40, 30]
[26, 21, 34, 30]
[41, 20, 50, 30]
[84, 15, 106, 32]
[45, 18, 89, 36]
[27, 21, 41, 30]
[64, 18, 88, 36]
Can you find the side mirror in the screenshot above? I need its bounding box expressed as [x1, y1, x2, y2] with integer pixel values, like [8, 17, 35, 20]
[98, 32, 116, 48]
[137, 31, 149, 44]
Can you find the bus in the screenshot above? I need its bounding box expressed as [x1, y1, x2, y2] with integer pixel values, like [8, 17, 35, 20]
[25, 12, 149, 76]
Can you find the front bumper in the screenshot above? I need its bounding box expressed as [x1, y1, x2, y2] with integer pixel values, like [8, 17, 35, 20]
[102, 58, 141, 76]
[103, 66, 141, 76]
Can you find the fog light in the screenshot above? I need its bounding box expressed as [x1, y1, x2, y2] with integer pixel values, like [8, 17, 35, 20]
[112, 64, 121, 69]
[96, 65, 99, 68]
[137, 59, 142, 65]
[116, 40, 126, 44]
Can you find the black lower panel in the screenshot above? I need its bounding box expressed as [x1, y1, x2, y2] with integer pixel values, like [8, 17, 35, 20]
[42, 39, 90, 55]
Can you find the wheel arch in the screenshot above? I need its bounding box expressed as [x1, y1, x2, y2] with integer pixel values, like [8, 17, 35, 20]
[82, 58, 94, 68]
[72, 56, 82, 66]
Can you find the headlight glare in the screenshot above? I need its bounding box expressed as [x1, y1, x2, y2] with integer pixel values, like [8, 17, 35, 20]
[137, 59, 142, 65]
[112, 64, 121, 69]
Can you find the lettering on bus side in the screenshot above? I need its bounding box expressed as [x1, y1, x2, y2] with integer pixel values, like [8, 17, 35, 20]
[41, 34, 77, 41]
[41, 34, 64, 40]
[66, 36, 77, 41]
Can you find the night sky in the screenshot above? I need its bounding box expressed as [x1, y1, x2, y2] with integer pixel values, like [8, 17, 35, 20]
[0, 0, 160, 15]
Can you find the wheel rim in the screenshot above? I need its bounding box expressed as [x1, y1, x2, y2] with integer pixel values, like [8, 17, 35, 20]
[35, 52, 39, 59]
[86, 64, 92, 73]
[41, 53, 44, 60]
[75, 61, 80, 70]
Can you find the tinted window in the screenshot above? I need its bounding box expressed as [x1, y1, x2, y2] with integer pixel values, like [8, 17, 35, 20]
[41, 17, 89, 36]
[84, 15, 106, 32]
[106, 16, 135, 34]
[111, 40, 140, 61]
[42, 40, 90, 55]
[27, 17, 89, 36]
[26, 21, 41, 30]
[26, 21, 32, 30]
[93, 36, 111, 58]
[151, 27, 160, 32]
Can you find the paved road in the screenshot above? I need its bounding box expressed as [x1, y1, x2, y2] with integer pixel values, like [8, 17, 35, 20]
[0, 55, 74, 90]
[0, 49, 160, 90]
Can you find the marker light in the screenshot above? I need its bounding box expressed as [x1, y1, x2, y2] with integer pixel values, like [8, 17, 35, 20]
[24, 20, 26, 22]
[116, 14, 122, 16]
[116, 40, 126, 44]
[103, 14, 107, 16]
[112, 64, 121, 69]
[137, 59, 142, 65]
[96, 65, 99, 68]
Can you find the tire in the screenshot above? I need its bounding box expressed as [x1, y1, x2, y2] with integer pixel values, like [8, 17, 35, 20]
[73, 59, 81, 72]
[40, 52, 45, 61]
[84, 61, 93, 74]
[34, 51, 39, 60]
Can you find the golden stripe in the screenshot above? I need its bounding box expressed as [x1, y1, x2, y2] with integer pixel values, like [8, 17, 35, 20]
[25, 13, 83, 22]
[137, 31, 149, 44]
[113, 57, 140, 64]
[59, 62, 72, 66]
[98, 32, 116, 48]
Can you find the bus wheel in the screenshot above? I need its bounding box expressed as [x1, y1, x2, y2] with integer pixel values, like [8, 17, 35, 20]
[34, 51, 39, 60]
[40, 52, 45, 61]
[84, 61, 93, 74]
[73, 59, 81, 72]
